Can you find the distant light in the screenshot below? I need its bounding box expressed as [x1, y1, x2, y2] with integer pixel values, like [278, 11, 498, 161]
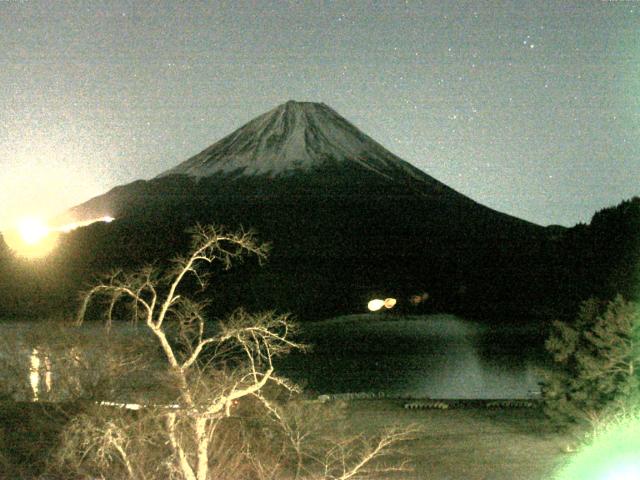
[409, 292, 429, 305]
[57, 215, 115, 233]
[4, 214, 115, 258]
[383, 298, 397, 309]
[368, 299, 385, 312]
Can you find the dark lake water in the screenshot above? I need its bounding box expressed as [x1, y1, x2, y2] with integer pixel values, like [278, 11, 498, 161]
[1, 315, 549, 401]
[276, 314, 549, 399]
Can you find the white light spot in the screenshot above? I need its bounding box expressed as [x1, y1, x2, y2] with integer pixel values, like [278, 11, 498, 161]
[30, 348, 41, 401]
[368, 299, 385, 312]
[58, 215, 115, 233]
[603, 463, 640, 480]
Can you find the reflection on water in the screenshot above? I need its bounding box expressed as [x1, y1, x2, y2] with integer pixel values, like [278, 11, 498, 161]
[276, 315, 547, 399]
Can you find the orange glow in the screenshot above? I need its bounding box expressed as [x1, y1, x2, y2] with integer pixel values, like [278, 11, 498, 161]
[3, 215, 115, 259]
[409, 292, 429, 305]
[383, 298, 397, 309]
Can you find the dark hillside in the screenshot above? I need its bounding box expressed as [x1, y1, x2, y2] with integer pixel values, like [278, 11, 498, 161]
[1, 167, 555, 322]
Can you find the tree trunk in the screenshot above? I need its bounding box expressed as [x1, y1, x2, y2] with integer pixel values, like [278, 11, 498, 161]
[195, 416, 210, 480]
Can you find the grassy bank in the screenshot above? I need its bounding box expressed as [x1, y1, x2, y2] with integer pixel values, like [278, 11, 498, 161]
[0, 399, 573, 479]
[0, 401, 84, 478]
[339, 399, 571, 480]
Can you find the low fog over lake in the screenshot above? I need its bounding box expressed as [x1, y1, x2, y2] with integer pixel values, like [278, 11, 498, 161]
[277, 315, 547, 399]
[2, 315, 548, 401]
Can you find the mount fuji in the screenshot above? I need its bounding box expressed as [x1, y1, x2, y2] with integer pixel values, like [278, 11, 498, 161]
[68, 100, 537, 239]
[44, 101, 557, 320]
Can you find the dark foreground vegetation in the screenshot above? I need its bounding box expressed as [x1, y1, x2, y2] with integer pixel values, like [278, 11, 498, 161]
[2, 294, 637, 479]
[0, 401, 83, 478]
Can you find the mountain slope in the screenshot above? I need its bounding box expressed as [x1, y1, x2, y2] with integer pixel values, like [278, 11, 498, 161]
[159, 100, 438, 184]
[70, 100, 534, 231]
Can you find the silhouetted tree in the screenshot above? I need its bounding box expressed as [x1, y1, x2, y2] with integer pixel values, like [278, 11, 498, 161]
[541, 295, 640, 432]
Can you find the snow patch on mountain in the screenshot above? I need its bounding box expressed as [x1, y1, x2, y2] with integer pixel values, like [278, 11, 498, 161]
[158, 101, 434, 184]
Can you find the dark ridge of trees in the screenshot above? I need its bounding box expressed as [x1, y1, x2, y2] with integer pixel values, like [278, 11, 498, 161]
[549, 196, 640, 322]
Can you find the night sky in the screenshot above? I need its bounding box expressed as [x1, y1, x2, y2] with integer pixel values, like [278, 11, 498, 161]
[1, 1, 638, 230]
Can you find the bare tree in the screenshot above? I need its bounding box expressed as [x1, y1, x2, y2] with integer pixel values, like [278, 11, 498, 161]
[61, 225, 417, 480]
[74, 225, 303, 480]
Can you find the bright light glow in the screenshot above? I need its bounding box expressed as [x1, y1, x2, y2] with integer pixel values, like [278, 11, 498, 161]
[0, 122, 108, 231]
[18, 217, 49, 245]
[4, 216, 59, 258]
[383, 298, 397, 309]
[368, 299, 385, 312]
[368, 297, 397, 311]
[3, 214, 115, 259]
[57, 215, 115, 233]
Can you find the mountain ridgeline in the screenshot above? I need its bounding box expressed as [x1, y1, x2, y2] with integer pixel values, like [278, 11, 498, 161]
[1, 101, 636, 323]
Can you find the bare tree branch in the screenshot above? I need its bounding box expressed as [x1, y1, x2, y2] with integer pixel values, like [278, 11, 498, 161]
[63, 224, 416, 480]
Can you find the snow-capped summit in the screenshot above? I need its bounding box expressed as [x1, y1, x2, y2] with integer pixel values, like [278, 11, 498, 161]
[158, 100, 432, 183]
